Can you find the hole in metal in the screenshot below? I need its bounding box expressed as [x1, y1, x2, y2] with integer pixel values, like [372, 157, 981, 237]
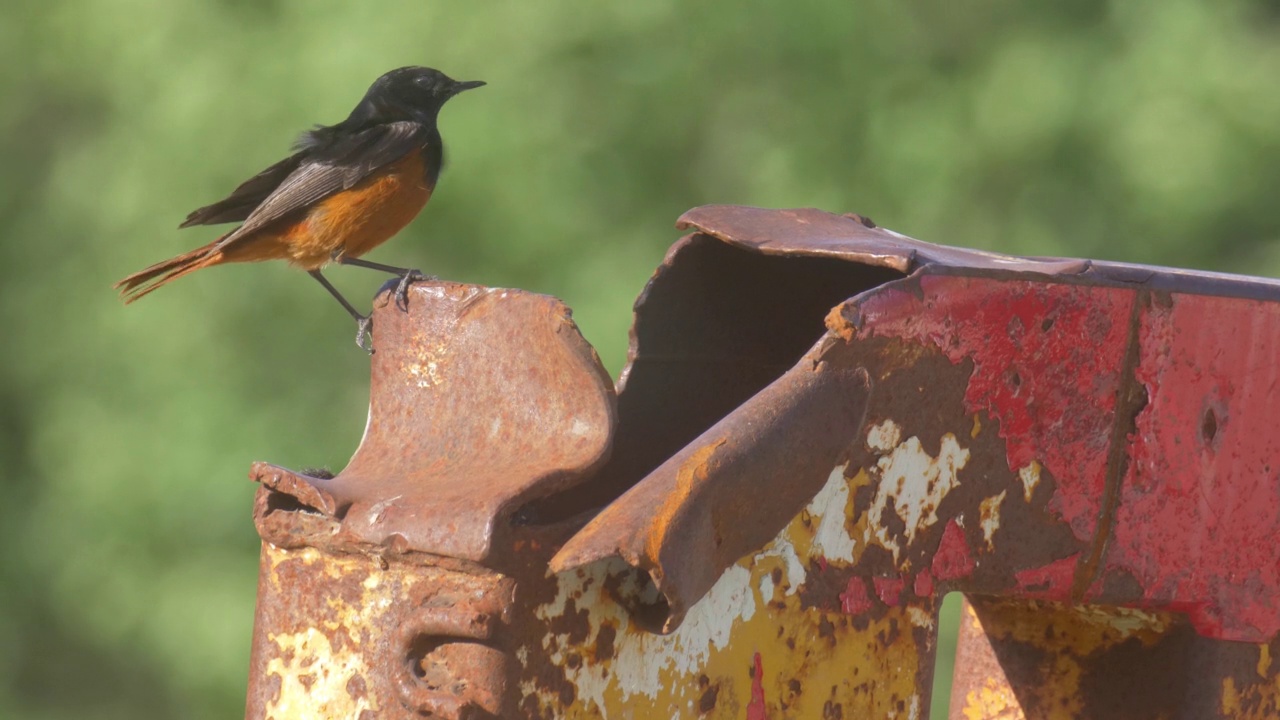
[1201, 407, 1218, 444]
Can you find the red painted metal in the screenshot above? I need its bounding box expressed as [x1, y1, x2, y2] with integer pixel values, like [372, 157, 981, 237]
[873, 575, 905, 606]
[853, 277, 1135, 547]
[1106, 294, 1280, 641]
[746, 653, 766, 720]
[932, 520, 977, 581]
[839, 578, 874, 615]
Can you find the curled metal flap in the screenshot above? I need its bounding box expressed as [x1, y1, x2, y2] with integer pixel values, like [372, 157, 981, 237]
[550, 333, 870, 632]
[677, 205, 1092, 275]
[252, 282, 617, 562]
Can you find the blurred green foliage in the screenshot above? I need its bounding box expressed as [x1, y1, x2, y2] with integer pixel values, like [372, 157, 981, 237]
[1, 0, 1276, 717]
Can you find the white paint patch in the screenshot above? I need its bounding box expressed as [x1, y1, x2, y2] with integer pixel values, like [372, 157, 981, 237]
[865, 433, 971, 560]
[759, 572, 775, 602]
[906, 606, 934, 630]
[526, 458, 887, 712]
[979, 491, 1007, 550]
[534, 569, 581, 621]
[1019, 461, 1042, 502]
[266, 628, 375, 718]
[809, 464, 856, 563]
[765, 534, 807, 593]
[866, 419, 902, 452]
[537, 560, 760, 708]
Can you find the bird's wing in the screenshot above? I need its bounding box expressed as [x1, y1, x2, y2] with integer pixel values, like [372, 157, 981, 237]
[179, 151, 308, 228]
[209, 121, 432, 250]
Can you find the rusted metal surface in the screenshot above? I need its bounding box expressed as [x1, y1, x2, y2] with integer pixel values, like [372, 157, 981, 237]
[679, 204, 1280, 300]
[253, 282, 616, 562]
[950, 596, 1280, 719]
[550, 338, 871, 631]
[564, 224, 906, 519]
[525, 206, 1280, 718]
[246, 541, 514, 719]
[246, 204, 1280, 718]
[677, 205, 1092, 275]
[246, 282, 615, 718]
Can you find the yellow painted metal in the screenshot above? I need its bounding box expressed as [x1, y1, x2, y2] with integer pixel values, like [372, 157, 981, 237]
[525, 465, 939, 718]
[946, 597, 1280, 720]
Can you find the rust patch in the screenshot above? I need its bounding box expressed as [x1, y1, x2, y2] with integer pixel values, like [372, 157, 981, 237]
[251, 282, 617, 564]
[698, 679, 720, 715]
[593, 621, 617, 662]
[1072, 291, 1150, 601]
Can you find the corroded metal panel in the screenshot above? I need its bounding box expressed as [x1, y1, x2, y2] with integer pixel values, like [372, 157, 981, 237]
[949, 597, 1280, 719]
[247, 542, 513, 719]
[245, 283, 614, 718]
[245, 205, 1280, 719]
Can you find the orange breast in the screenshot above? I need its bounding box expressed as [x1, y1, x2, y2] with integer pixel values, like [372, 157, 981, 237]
[281, 151, 434, 270]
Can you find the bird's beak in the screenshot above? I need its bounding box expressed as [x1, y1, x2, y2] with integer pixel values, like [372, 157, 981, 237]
[452, 80, 486, 94]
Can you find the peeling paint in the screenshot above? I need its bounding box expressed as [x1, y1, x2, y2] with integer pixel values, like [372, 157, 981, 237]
[932, 520, 976, 581]
[535, 559, 757, 708]
[763, 535, 807, 595]
[865, 432, 971, 560]
[840, 578, 873, 615]
[907, 606, 934, 631]
[867, 419, 903, 452]
[265, 628, 376, 719]
[528, 456, 935, 718]
[979, 491, 1006, 550]
[810, 464, 856, 563]
[1018, 462, 1040, 502]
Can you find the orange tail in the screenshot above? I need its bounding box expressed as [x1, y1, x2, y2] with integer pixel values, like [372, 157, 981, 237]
[114, 240, 226, 303]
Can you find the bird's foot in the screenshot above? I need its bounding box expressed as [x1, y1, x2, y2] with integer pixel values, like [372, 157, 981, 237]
[393, 270, 436, 311]
[355, 315, 374, 354]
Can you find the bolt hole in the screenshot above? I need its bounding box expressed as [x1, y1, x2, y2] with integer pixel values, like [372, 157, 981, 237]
[406, 636, 449, 689]
[1041, 317, 1054, 332]
[1201, 408, 1218, 444]
[1009, 372, 1022, 391]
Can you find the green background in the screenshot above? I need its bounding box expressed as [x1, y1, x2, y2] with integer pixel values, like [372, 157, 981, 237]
[2, 0, 1278, 717]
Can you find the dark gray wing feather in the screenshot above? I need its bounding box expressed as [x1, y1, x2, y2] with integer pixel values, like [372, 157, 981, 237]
[180, 151, 308, 228]
[209, 121, 430, 250]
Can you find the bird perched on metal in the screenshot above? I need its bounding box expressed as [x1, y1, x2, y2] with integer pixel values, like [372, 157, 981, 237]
[114, 66, 484, 350]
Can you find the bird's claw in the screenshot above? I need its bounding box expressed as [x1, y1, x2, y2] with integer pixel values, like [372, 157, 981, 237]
[355, 315, 374, 354]
[393, 270, 435, 311]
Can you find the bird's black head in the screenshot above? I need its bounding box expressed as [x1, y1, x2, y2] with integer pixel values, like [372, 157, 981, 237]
[348, 66, 485, 126]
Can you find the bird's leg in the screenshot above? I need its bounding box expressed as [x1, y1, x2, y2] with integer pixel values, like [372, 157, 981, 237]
[333, 255, 434, 312]
[309, 270, 373, 353]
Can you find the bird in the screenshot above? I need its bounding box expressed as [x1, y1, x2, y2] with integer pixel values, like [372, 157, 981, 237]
[113, 66, 485, 351]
